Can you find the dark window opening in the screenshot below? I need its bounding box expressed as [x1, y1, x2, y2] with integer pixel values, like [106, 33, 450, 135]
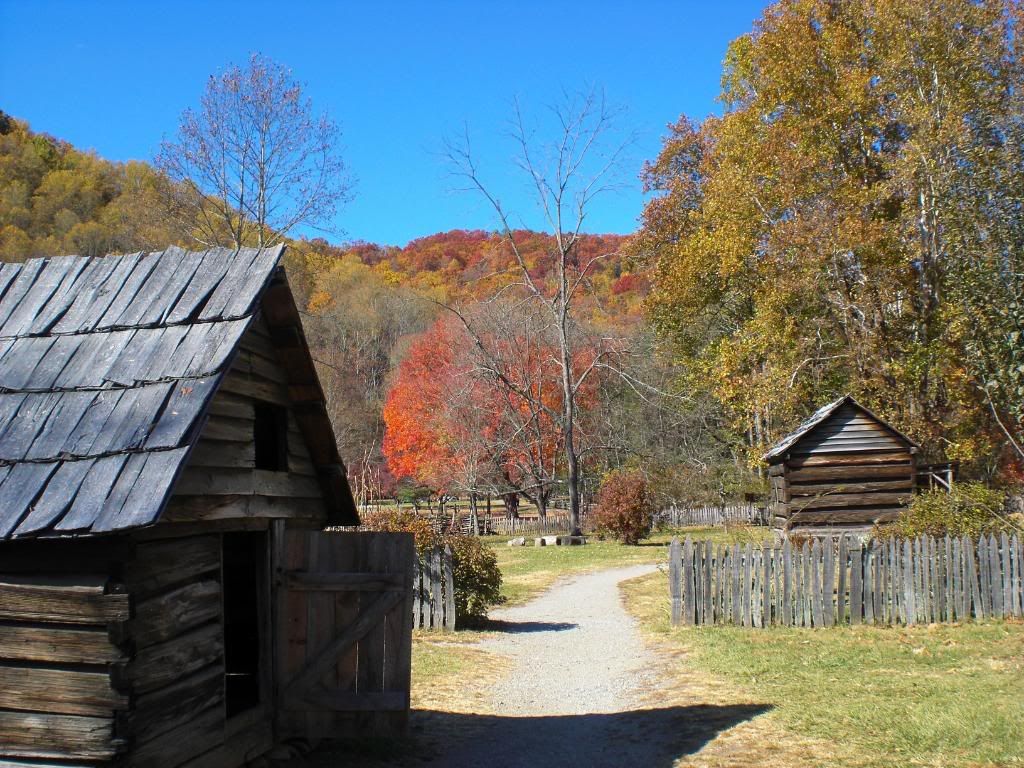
[223, 532, 266, 718]
[254, 402, 288, 471]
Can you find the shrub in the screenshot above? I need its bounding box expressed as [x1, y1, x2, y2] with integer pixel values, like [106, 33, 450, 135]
[594, 469, 654, 545]
[875, 483, 1012, 539]
[443, 534, 503, 627]
[358, 506, 440, 551]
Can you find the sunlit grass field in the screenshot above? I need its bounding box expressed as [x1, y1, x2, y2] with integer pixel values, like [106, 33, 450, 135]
[622, 570, 1024, 767]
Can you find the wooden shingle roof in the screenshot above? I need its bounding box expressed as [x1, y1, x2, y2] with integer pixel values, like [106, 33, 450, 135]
[762, 394, 917, 463]
[0, 244, 322, 539]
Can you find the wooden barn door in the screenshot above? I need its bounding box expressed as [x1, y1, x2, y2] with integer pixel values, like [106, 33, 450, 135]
[272, 527, 414, 739]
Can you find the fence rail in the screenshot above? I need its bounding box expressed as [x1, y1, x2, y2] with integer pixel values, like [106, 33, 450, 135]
[657, 503, 769, 528]
[413, 545, 455, 630]
[668, 533, 1024, 627]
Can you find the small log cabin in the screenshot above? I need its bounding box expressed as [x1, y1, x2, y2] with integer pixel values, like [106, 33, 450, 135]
[0, 246, 414, 767]
[765, 395, 918, 538]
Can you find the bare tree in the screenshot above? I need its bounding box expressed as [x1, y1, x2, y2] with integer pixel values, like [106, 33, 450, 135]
[156, 53, 352, 248]
[444, 88, 633, 534]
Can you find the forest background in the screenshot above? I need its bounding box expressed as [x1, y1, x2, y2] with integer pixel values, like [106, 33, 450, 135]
[2, 0, 1023, 514]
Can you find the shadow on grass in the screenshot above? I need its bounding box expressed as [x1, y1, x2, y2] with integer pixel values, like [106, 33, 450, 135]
[483, 619, 578, 633]
[301, 704, 771, 767]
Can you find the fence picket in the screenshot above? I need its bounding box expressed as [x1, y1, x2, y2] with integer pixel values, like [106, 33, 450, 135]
[669, 538, 682, 627]
[849, 545, 862, 625]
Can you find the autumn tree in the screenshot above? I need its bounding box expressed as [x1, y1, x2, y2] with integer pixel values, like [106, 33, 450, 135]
[633, 0, 1024, 479]
[444, 88, 634, 534]
[156, 53, 351, 248]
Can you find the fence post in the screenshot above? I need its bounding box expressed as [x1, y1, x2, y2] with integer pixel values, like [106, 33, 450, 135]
[669, 537, 682, 627]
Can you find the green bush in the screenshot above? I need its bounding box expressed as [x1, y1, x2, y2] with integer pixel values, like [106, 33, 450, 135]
[876, 483, 1011, 539]
[444, 534, 503, 627]
[594, 469, 654, 545]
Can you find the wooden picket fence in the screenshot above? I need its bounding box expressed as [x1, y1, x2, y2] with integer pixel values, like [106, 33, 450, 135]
[413, 545, 455, 630]
[669, 533, 1024, 627]
[490, 513, 589, 536]
[657, 503, 769, 528]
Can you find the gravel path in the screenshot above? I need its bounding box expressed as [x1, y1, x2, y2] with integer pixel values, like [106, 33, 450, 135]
[418, 563, 745, 768]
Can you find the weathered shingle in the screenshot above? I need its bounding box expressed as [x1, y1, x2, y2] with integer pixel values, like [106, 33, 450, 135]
[0, 244, 284, 539]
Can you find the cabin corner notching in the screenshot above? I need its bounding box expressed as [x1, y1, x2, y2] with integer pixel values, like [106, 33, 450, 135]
[0, 246, 413, 768]
[764, 395, 918, 538]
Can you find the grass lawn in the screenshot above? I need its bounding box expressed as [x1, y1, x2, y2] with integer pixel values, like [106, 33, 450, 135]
[487, 524, 772, 605]
[623, 570, 1024, 767]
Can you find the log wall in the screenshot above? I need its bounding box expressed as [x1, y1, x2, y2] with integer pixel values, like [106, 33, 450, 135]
[0, 540, 130, 765]
[166, 316, 328, 525]
[769, 403, 915, 535]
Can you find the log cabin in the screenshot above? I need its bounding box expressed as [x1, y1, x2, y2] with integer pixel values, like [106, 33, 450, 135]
[765, 395, 918, 539]
[0, 246, 414, 767]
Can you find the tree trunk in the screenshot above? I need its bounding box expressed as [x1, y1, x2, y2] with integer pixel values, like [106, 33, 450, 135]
[503, 492, 519, 520]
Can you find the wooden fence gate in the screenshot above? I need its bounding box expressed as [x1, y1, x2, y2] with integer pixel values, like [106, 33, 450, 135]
[274, 528, 414, 737]
[669, 533, 1024, 627]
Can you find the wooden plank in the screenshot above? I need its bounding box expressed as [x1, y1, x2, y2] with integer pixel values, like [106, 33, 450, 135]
[172, 466, 323, 498]
[29, 256, 109, 335]
[902, 538, 915, 623]
[14, 458, 94, 535]
[0, 462, 60, 537]
[682, 537, 694, 625]
[87, 383, 173, 454]
[785, 451, 912, 468]
[839, 536, 847, 622]
[123, 535, 221, 595]
[130, 579, 221, 648]
[95, 251, 163, 330]
[850, 545, 863, 625]
[128, 621, 223, 695]
[741, 543, 751, 627]
[285, 572, 404, 591]
[143, 249, 206, 326]
[863, 544, 874, 624]
[0, 576, 128, 625]
[429, 547, 443, 629]
[60, 253, 143, 333]
[285, 590, 403, 700]
[0, 663, 127, 716]
[198, 247, 265, 320]
[54, 454, 129, 532]
[185, 318, 250, 378]
[0, 625, 125, 665]
[24, 391, 95, 461]
[0, 256, 83, 338]
[0, 392, 60, 461]
[145, 377, 219, 449]
[706, 541, 716, 625]
[668, 538, 681, 626]
[164, 247, 234, 324]
[822, 538, 834, 626]
[788, 479, 915, 495]
[127, 703, 223, 768]
[872, 541, 883, 623]
[220, 245, 285, 318]
[789, 492, 913, 510]
[0, 258, 45, 329]
[187, 438, 255, 469]
[0, 711, 118, 761]
[132, 665, 223, 746]
[782, 540, 792, 626]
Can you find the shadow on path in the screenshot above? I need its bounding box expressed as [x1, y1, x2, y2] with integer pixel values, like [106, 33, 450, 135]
[483, 619, 578, 633]
[303, 704, 771, 768]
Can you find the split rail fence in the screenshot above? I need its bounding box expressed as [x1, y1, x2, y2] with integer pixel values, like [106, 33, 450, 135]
[668, 533, 1024, 627]
[413, 545, 455, 630]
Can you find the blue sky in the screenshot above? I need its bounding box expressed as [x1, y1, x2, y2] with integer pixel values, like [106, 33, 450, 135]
[0, 1, 766, 246]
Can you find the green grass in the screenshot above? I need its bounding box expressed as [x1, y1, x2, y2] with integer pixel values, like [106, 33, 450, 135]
[489, 524, 772, 605]
[623, 571, 1024, 767]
